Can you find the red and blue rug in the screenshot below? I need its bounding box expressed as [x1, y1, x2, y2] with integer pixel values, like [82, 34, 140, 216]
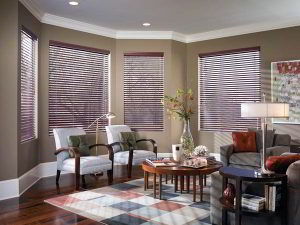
[45, 177, 211, 225]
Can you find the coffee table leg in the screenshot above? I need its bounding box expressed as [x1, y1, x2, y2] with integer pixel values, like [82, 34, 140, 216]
[171, 175, 174, 184]
[165, 174, 168, 184]
[146, 172, 149, 189]
[193, 175, 196, 202]
[222, 176, 228, 225]
[144, 171, 146, 191]
[174, 175, 178, 192]
[186, 176, 190, 193]
[159, 174, 162, 200]
[200, 175, 203, 202]
[204, 174, 207, 186]
[154, 173, 156, 199]
[235, 178, 242, 225]
[180, 176, 184, 193]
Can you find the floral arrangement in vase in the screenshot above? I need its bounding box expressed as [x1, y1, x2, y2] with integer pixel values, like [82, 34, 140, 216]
[162, 88, 195, 157]
[193, 145, 209, 157]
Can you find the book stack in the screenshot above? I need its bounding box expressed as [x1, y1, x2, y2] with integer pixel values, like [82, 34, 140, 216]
[146, 157, 177, 167]
[265, 183, 281, 212]
[234, 194, 265, 211]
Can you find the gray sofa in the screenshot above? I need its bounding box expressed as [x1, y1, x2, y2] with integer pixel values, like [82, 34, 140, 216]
[210, 131, 300, 225]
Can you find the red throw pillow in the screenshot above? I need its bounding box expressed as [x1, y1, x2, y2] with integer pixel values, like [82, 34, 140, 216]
[232, 132, 257, 153]
[266, 155, 300, 174]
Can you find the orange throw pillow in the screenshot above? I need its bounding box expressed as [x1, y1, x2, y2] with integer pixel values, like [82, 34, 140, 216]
[232, 132, 257, 153]
[266, 155, 300, 174]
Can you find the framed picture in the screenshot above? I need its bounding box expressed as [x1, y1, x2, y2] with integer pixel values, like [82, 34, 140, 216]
[271, 60, 300, 124]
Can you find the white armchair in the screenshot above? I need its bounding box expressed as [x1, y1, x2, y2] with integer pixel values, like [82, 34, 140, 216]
[53, 128, 114, 190]
[105, 125, 157, 178]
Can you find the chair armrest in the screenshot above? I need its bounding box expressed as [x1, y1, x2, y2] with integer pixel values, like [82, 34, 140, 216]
[266, 146, 290, 157]
[90, 144, 114, 161]
[54, 147, 80, 157]
[220, 144, 234, 166]
[136, 139, 157, 155]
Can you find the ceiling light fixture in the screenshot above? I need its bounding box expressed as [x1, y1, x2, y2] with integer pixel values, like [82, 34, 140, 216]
[69, 1, 79, 6]
[142, 22, 151, 27]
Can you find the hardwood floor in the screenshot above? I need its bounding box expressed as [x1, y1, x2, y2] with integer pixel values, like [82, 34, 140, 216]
[0, 166, 144, 225]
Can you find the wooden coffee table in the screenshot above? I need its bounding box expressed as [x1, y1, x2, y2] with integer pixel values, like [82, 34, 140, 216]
[141, 161, 222, 202]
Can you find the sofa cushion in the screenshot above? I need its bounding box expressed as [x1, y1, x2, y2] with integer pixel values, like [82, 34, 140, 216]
[61, 156, 112, 175]
[248, 128, 275, 151]
[68, 135, 90, 157]
[232, 132, 257, 153]
[114, 150, 156, 165]
[266, 155, 300, 174]
[119, 132, 137, 151]
[274, 134, 291, 146]
[229, 152, 261, 168]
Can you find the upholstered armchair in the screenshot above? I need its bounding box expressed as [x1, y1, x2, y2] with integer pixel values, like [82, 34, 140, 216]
[105, 125, 157, 178]
[53, 128, 114, 190]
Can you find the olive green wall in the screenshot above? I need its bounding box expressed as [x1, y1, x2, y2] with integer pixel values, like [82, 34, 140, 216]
[0, 0, 19, 180]
[18, 2, 41, 177]
[187, 26, 300, 153]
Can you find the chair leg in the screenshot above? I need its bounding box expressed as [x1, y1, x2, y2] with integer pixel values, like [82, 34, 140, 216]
[82, 175, 86, 188]
[107, 169, 113, 185]
[56, 170, 61, 185]
[128, 164, 132, 178]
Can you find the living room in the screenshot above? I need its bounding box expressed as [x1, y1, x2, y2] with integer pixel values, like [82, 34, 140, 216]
[1, 0, 300, 224]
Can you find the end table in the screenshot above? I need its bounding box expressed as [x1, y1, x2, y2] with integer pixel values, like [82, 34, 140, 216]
[219, 167, 287, 225]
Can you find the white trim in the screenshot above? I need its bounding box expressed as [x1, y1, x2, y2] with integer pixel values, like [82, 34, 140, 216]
[19, 0, 300, 43]
[19, 0, 44, 21]
[42, 13, 117, 39]
[157, 152, 173, 158]
[0, 179, 19, 201]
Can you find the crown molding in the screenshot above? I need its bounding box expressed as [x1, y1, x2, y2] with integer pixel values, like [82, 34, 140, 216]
[19, 0, 44, 21]
[42, 13, 117, 38]
[18, 0, 300, 44]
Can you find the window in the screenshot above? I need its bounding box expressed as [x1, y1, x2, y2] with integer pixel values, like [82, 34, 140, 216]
[20, 27, 38, 143]
[124, 52, 164, 131]
[49, 41, 110, 133]
[198, 47, 261, 131]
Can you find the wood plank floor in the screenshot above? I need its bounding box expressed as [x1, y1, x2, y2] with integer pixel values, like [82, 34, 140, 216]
[0, 166, 144, 225]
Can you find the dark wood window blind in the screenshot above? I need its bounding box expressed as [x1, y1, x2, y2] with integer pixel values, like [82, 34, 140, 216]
[49, 41, 110, 134]
[198, 47, 261, 132]
[20, 28, 38, 143]
[124, 52, 164, 131]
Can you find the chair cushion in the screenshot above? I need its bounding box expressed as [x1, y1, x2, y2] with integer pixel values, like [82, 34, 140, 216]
[229, 152, 261, 168]
[248, 128, 275, 151]
[274, 134, 291, 146]
[114, 150, 156, 165]
[61, 156, 112, 175]
[53, 128, 86, 149]
[68, 135, 90, 157]
[105, 125, 132, 153]
[232, 132, 257, 153]
[119, 132, 137, 151]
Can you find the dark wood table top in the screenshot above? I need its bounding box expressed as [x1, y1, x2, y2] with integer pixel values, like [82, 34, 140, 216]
[219, 167, 287, 182]
[141, 161, 223, 176]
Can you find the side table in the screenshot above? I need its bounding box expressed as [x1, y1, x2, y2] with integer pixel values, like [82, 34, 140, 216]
[219, 167, 287, 225]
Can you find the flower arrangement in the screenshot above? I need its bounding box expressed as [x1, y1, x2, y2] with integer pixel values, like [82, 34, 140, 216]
[161, 88, 194, 121]
[193, 145, 208, 157]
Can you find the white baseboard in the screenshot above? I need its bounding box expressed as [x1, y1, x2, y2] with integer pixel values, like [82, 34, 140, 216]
[0, 151, 198, 201]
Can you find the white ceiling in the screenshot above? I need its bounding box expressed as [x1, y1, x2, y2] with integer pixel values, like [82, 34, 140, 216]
[24, 0, 300, 42]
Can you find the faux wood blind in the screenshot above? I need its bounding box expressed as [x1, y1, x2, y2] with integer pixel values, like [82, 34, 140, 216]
[49, 41, 110, 134]
[124, 53, 164, 131]
[198, 47, 261, 132]
[20, 28, 38, 143]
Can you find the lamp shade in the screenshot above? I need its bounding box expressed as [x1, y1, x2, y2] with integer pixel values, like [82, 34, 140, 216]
[241, 102, 289, 118]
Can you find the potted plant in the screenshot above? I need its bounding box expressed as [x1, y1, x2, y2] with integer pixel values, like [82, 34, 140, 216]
[162, 88, 195, 157]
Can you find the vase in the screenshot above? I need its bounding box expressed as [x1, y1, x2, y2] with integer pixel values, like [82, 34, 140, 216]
[223, 183, 236, 204]
[172, 144, 183, 162]
[180, 119, 194, 158]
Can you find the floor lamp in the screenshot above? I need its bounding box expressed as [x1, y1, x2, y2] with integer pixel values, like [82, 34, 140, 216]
[87, 112, 116, 154]
[241, 102, 289, 174]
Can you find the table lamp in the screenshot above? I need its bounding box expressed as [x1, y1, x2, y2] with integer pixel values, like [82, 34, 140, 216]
[241, 98, 289, 174]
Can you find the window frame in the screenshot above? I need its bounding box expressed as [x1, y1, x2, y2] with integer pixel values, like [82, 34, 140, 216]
[48, 41, 111, 134]
[198, 47, 261, 132]
[20, 26, 38, 143]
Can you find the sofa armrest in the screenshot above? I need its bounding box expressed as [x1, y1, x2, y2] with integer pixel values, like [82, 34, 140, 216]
[220, 144, 234, 166]
[266, 146, 290, 157]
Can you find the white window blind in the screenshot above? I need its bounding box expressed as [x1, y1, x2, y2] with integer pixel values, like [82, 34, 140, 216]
[198, 47, 261, 132]
[20, 27, 38, 143]
[49, 41, 110, 134]
[124, 52, 164, 131]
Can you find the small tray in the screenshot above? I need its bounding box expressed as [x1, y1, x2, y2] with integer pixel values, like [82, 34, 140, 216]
[180, 164, 207, 169]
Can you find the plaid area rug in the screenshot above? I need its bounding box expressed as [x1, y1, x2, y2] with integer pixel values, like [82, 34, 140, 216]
[45, 177, 212, 225]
